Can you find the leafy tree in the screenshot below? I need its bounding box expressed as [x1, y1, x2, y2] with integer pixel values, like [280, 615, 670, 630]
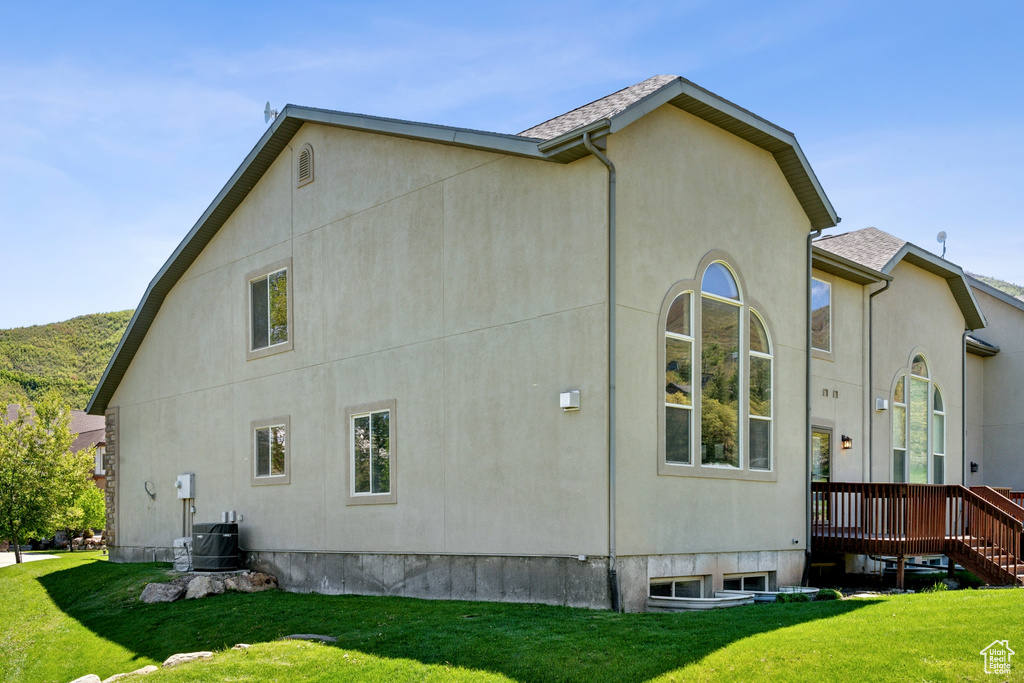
[56, 483, 106, 550]
[0, 393, 93, 563]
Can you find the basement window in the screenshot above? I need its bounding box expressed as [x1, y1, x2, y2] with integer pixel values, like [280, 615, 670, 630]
[649, 577, 704, 598]
[722, 573, 768, 592]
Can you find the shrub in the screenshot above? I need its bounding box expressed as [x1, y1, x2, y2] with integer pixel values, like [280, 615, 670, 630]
[815, 588, 842, 601]
[775, 592, 811, 604]
[922, 581, 948, 593]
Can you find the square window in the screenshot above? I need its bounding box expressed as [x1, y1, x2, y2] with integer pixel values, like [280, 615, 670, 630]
[251, 417, 290, 486]
[346, 400, 397, 505]
[246, 258, 293, 360]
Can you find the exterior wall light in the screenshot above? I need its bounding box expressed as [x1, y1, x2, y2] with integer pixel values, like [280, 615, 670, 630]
[841, 435, 853, 450]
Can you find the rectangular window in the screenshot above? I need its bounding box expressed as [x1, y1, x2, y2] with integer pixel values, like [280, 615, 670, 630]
[251, 417, 290, 486]
[649, 577, 704, 598]
[723, 573, 768, 592]
[94, 445, 105, 475]
[347, 400, 397, 504]
[665, 297, 693, 465]
[811, 278, 831, 353]
[246, 259, 293, 360]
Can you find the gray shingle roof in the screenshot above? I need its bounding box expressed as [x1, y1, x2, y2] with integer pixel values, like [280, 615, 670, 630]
[519, 75, 679, 140]
[814, 227, 907, 271]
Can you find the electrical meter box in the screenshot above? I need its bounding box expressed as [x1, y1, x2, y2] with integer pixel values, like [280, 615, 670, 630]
[176, 473, 195, 499]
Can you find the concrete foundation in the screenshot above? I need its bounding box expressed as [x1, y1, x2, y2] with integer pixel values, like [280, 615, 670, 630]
[111, 546, 613, 609]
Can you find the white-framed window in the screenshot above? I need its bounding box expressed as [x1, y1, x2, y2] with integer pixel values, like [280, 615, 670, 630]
[811, 278, 831, 353]
[659, 253, 775, 478]
[346, 399, 397, 505]
[722, 573, 768, 592]
[251, 417, 290, 486]
[892, 353, 945, 484]
[246, 258, 293, 360]
[94, 445, 105, 476]
[649, 576, 705, 598]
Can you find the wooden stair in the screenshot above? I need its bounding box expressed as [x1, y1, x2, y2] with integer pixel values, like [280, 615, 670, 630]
[812, 482, 1024, 587]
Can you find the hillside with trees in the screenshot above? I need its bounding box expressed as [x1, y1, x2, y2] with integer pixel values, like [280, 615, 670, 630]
[970, 273, 1024, 300]
[0, 311, 133, 410]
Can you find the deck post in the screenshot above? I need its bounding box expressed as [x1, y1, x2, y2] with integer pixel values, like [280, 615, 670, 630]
[947, 559, 956, 579]
[896, 556, 905, 589]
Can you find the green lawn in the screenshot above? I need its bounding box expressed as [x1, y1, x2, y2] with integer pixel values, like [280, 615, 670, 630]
[2, 552, 1023, 682]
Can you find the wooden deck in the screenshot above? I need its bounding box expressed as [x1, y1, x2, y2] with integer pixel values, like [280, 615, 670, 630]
[811, 482, 1024, 587]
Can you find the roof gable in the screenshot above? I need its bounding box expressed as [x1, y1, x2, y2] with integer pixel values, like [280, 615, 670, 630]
[88, 76, 836, 414]
[815, 227, 986, 330]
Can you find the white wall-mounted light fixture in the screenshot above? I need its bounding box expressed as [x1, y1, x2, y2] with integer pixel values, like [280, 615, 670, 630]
[875, 398, 889, 411]
[560, 390, 580, 411]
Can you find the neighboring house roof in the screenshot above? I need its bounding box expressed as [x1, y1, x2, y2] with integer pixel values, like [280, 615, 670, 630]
[3, 406, 106, 451]
[814, 228, 986, 330]
[87, 75, 838, 415]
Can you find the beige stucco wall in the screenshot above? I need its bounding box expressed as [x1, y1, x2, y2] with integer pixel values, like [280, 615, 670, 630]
[971, 288, 1024, 489]
[611, 104, 813, 559]
[869, 262, 966, 484]
[810, 270, 871, 483]
[110, 123, 613, 557]
[965, 353, 986, 487]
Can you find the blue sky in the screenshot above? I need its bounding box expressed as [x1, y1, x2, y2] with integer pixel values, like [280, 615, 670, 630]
[2, 1, 1022, 328]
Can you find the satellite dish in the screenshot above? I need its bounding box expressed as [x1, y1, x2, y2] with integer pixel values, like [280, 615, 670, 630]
[937, 231, 947, 258]
[264, 101, 279, 124]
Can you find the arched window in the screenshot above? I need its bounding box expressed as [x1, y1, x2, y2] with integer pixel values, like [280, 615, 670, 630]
[661, 256, 773, 475]
[892, 353, 945, 483]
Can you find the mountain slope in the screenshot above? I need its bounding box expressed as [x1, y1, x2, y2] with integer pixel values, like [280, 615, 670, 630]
[969, 273, 1024, 300]
[0, 311, 133, 410]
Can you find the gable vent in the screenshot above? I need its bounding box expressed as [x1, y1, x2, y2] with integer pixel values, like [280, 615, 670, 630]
[297, 144, 314, 187]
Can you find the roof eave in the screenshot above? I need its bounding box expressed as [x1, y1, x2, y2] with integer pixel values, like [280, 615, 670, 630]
[812, 247, 891, 285]
[882, 245, 987, 330]
[966, 335, 1000, 357]
[968, 276, 1024, 315]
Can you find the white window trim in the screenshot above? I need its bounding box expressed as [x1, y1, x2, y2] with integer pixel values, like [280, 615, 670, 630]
[649, 575, 707, 598]
[245, 257, 294, 361]
[722, 572, 770, 592]
[891, 351, 946, 484]
[811, 276, 832, 357]
[749, 308, 773, 472]
[251, 416, 291, 486]
[657, 251, 776, 481]
[346, 399, 398, 505]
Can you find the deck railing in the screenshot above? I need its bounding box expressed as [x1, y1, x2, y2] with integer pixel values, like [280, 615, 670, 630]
[1009, 491, 1024, 509]
[812, 482, 1022, 585]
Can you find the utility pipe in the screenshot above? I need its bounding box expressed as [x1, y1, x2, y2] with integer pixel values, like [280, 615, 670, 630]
[804, 229, 822, 586]
[583, 131, 620, 612]
[962, 329, 972, 486]
[867, 279, 892, 481]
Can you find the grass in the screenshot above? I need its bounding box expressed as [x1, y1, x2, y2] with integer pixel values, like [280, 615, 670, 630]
[2, 553, 1023, 682]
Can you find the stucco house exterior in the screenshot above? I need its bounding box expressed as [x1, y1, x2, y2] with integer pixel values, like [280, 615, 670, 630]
[88, 75, 842, 611]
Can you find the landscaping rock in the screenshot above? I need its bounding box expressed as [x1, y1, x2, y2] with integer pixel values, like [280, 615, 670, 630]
[162, 652, 213, 668]
[282, 634, 337, 643]
[69, 676, 101, 683]
[185, 575, 225, 599]
[102, 665, 158, 682]
[224, 571, 278, 593]
[232, 643, 251, 650]
[139, 583, 184, 603]
[941, 578, 960, 590]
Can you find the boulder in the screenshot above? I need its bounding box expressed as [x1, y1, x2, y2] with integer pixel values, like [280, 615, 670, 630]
[101, 665, 159, 682]
[139, 583, 184, 603]
[941, 578, 960, 590]
[68, 676, 101, 683]
[224, 572, 278, 593]
[162, 652, 213, 668]
[282, 634, 337, 643]
[185, 575, 225, 600]
[232, 643, 251, 650]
